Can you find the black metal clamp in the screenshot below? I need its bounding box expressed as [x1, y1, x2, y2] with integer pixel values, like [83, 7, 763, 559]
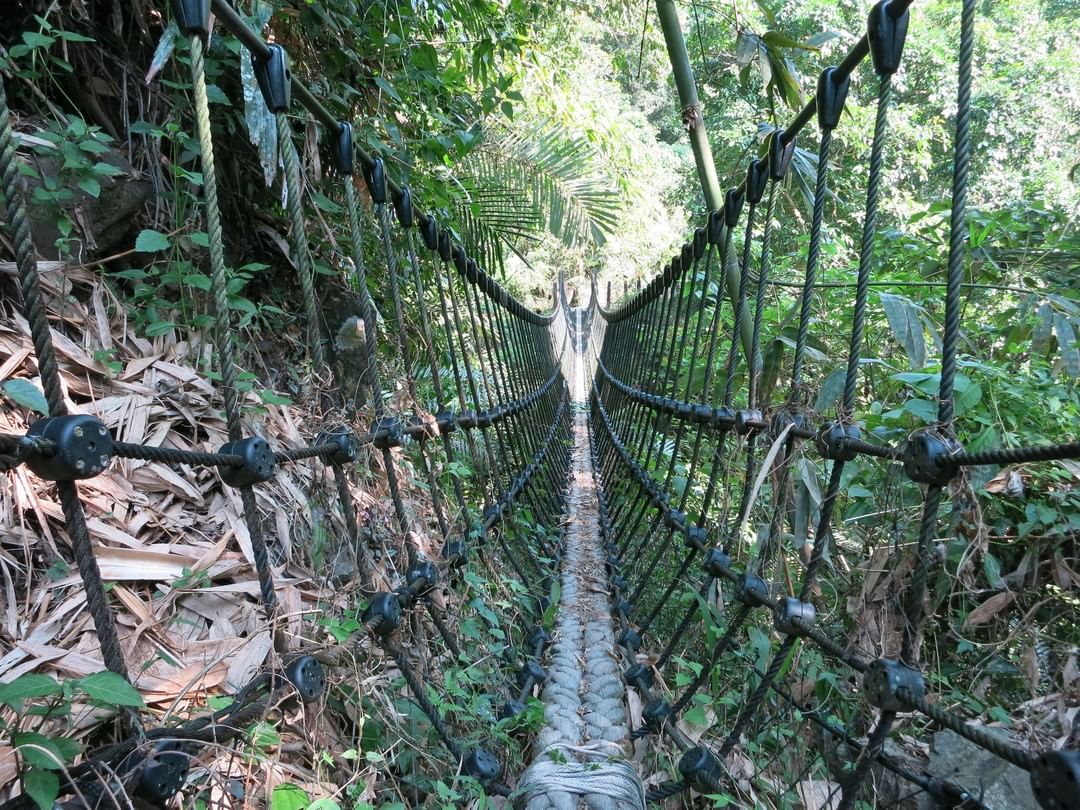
[393, 186, 414, 228]
[817, 421, 860, 462]
[736, 573, 770, 607]
[868, 0, 910, 77]
[442, 538, 467, 568]
[678, 746, 725, 793]
[817, 67, 851, 132]
[618, 627, 643, 653]
[371, 416, 402, 450]
[774, 596, 816, 636]
[315, 424, 359, 465]
[463, 749, 501, 785]
[703, 548, 731, 578]
[218, 437, 275, 488]
[864, 658, 924, 712]
[724, 187, 745, 229]
[137, 741, 189, 803]
[902, 430, 962, 486]
[684, 525, 707, 551]
[746, 159, 769, 206]
[734, 408, 763, 437]
[363, 592, 402, 637]
[331, 122, 353, 176]
[768, 130, 796, 180]
[252, 44, 290, 113]
[642, 698, 672, 733]
[770, 407, 810, 441]
[516, 660, 547, 690]
[284, 655, 326, 704]
[25, 415, 113, 481]
[624, 663, 654, 691]
[363, 157, 386, 205]
[406, 561, 437, 597]
[1030, 749, 1080, 810]
[170, 0, 210, 36]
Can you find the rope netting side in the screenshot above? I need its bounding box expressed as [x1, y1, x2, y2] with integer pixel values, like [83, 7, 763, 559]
[0, 1, 576, 805]
[585, 1, 1078, 808]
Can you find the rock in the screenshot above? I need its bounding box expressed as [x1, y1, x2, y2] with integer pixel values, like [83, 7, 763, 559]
[24, 146, 151, 259]
[927, 728, 1037, 809]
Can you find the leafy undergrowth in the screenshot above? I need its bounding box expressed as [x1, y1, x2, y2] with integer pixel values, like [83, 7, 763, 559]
[0, 262, 540, 808]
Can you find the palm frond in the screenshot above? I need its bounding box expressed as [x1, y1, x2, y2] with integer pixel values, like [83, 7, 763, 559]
[452, 119, 623, 274]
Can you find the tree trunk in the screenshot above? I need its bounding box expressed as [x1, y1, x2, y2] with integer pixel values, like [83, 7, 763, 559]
[655, 0, 754, 368]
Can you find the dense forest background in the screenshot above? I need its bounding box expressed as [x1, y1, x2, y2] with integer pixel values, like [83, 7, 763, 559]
[0, 0, 1078, 807]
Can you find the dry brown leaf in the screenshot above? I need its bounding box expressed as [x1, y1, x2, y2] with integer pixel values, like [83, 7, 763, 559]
[963, 590, 1017, 627]
[797, 780, 841, 810]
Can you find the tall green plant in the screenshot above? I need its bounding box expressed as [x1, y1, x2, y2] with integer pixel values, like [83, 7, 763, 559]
[452, 120, 623, 273]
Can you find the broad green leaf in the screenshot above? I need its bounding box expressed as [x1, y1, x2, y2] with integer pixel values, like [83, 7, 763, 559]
[56, 30, 96, 43]
[880, 292, 926, 368]
[1032, 302, 1053, 354]
[135, 228, 171, 253]
[373, 76, 401, 102]
[249, 721, 281, 750]
[683, 705, 709, 727]
[0, 674, 61, 706]
[2, 379, 49, 414]
[77, 177, 101, 197]
[76, 671, 144, 707]
[21, 32, 54, 49]
[762, 31, 819, 51]
[13, 733, 69, 770]
[1054, 313, 1079, 377]
[259, 390, 292, 405]
[814, 368, 846, 412]
[22, 768, 59, 810]
[903, 398, 937, 423]
[271, 784, 311, 810]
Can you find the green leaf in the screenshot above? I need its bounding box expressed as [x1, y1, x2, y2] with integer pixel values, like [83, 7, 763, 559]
[271, 784, 311, 810]
[1054, 313, 1079, 377]
[55, 30, 96, 43]
[814, 368, 846, 413]
[683, 705, 709, 727]
[77, 177, 101, 198]
[880, 292, 926, 368]
[903, 398, 937, 423]
[75, 671, 144, 707]
[22, 768, 59, 810]
[259, 390, 292, 406]
[762, 31, 819, 51]
[1032, 302, 1053, 354]
[249, 721, 281, 750]
[373, 76, 401, 102]
[21, 32, 54, 49]
[205, 84, 231, 105]
[0, 675, 61, 707]
[2, 379, 49, 414]
[135, 229, 171, 253]
[13, 733, 68, 770]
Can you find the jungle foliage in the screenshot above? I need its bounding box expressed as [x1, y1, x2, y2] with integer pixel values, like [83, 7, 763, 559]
[0, 0, 1078, 807]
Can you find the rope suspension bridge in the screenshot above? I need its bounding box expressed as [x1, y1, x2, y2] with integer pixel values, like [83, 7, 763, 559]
[0, 0, 1077, 807]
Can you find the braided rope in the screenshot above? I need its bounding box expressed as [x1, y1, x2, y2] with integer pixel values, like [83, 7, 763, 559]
[0, 76, 128, 678]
